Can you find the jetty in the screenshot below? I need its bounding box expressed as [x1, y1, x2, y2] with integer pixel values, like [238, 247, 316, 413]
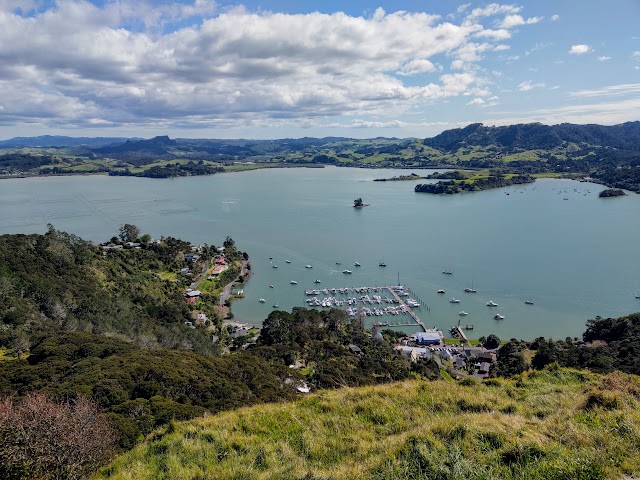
[450, 325, 470, 344]
[386, 286, 428, 332]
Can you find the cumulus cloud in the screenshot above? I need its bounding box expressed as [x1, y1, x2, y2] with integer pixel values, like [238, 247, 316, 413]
[0, 1, 534, 131]
[517, 81, 546, 91]
[499, 14, 543, 29]
[569, 44, 592, 55]
[467, 97, 485, 105]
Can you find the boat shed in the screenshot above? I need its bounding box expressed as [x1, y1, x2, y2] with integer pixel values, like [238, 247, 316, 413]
[415, 331, 441, 346]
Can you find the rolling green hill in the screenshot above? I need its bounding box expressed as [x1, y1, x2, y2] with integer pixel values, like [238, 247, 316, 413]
[95, 368, 640, 480]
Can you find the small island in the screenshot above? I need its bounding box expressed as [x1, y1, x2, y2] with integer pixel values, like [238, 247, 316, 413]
[353, 197, 370, 208]
[598, 188, 626, 198]
[415, 174, 534, 194]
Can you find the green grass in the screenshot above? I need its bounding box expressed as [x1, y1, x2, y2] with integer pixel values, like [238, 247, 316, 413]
[156, 271, 178, 282]
[0, 347, 19, 361]
[95, 368, 640, 480]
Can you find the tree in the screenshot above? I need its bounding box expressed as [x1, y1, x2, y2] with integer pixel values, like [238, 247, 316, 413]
[140, 233, 152, 243]
[223, 236, 235, 248]
[118, 224, 140, 243]
[483, 334, 501, 350]
[0, 393, 116, 480]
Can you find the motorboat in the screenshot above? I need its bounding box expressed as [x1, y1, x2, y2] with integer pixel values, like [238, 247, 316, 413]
[437, 289, 445, 294]
[458, 311, 468, 316]
[464, 324, 474, 330]
[314, 279, 321, 284]
[286, 260, 291, 263]
[290, 281, 298, 285]
[272, 264, 278, 268]
[305, 265, 312, 269]
[273, 303, 279, 308]
[450, 298, 460, 303]
[259, 299, 266, 303]
[269, 285, 274, 288]
[487, 301, 498, 307]
[336, 262, 341, 265]
[343, 269, 352, 274]
[355, 262, 361, 267]
[379, 262, 386, 267]
[442, 270, 453, 275]
[524, 300, 534, 305]
[494, 314, 505, 320]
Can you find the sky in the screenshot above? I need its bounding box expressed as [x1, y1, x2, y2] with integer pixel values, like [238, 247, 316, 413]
[0, 0, 639, 139]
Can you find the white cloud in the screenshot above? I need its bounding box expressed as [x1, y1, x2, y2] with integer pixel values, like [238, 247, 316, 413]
[397, 59, 436, 76]
[475, 28, 511, 40]
[457, 4, 471, 14]
[569, 44, 592, 55]
[633, 51, 640, 59]
[517, 81, 546, 92]
[598, 56, 612, 61]
[467, 97, 485, 105]
[550, 14, 560, 22]
[499, 14, 543, 29]
[466, 4, 521, 21]
[570, 83, 640, 98]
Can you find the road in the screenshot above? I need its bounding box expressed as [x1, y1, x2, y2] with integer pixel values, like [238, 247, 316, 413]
[189, 259, 210, 290]
[219, 259, 250, 306]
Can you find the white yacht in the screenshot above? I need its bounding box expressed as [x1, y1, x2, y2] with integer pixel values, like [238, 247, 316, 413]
[450, 298, 460, 303]
[355, 262, 361, 267]
[458, 311, 468, 316]
[272, 264, 278, 268]
[269, 285, 274, 288]
[437, 289, 445, 294]
[343, 269, 352, 274]
[494, 314, 505, 320]
[285, 260, 291, 263]
[290, 281, 298, 285]
[273, 303, 279, 308]
[259, 298, 266, 303]
[314, 279, 321, 284]
[487, 301, 498, 307]
[524, 300, 534, 305]
[464, 287, 477, 293]
[305, 265, 313, 269]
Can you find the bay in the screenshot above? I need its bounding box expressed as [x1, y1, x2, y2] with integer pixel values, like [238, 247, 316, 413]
[1, 166, 639, 340]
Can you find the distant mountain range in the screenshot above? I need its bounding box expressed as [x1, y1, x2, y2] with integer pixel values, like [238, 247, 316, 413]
[423, 121, 640, 152]
[2, 122, 638, 153]
[0, 135, 143, 148]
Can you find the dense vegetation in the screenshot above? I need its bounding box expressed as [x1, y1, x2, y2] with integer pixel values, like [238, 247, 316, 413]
[96, 368, 640, 479]
[108, 161, 223, 178]
[598, 188, 626, 197]
[0, 226, 222, 356]
[415, 174, 534, 194]
[494, 313, 640, 377]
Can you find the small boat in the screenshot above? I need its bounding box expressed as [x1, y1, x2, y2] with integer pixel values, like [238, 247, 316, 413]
[336, 262, 341, 265]
[494, 314, 505, 320]
[464, 324, 474, 330]
[464, 288, 477, 293]
[450, 298, 460, 303]
[269, 257, 273, 260]
[290, 281, 298, 285]
[355, 262, 361, 267]
[524, 300, 534, 305]
[273, 303, 279, 308]
[272, 264, 278, 268]
[487, 301, 498, 307]
[259, 299, 266, 303]
[437, 289, 445, 294]
[269, 285, 274, 288]
[636, 295, 640, 299]
[442, 270, 453, 275]
[379, 262, 386, 267]
[305, 265, 312, 269]
[458, 311, 468, 316]
[314, 279, 321, 284]
[343, 269, 352, 274]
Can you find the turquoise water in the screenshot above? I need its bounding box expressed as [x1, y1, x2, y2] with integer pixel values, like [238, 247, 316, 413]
[1, 167, 639, 340]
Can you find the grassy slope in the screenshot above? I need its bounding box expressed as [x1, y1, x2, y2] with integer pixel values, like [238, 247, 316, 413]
[96, 368, 640, 480]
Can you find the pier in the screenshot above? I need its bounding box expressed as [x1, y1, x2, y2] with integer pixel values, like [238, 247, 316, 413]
[386, 286, 428, 332]
[450, 325, 470, 344]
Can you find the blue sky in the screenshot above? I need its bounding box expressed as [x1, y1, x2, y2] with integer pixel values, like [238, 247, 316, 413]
[0, 0, 638, 139]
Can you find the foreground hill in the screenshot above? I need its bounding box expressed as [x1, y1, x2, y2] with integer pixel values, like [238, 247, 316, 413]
[96, 368, 640, 480]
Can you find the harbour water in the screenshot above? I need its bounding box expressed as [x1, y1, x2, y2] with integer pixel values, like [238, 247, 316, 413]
[1, 166, 639, 340]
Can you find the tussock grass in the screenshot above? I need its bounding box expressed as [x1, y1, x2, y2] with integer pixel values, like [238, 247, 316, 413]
[95, 368, 640, 479]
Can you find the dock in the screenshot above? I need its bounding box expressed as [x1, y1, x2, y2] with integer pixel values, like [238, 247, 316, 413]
[386, 286, 428, 332]
[450, 325, 469, 344]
